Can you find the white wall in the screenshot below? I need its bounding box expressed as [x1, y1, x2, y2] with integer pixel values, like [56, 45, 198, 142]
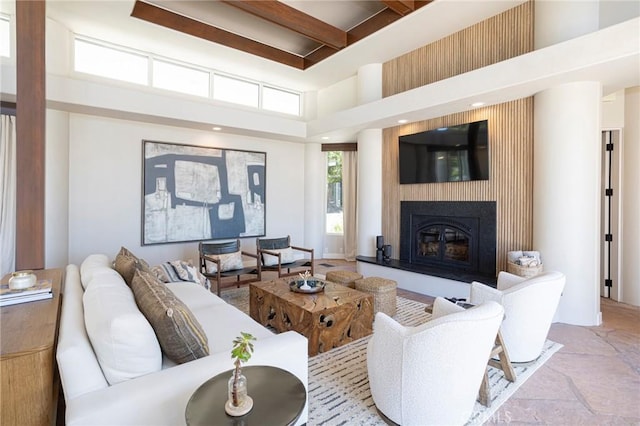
[66, 114, 305, 267]
[535, 0, 640, 50]
[601, 87, 640, 307]
[602, 90, 625, 128]
[622, 86, 640, 305]
[45, 109, 69, 269]
[303, 142, 325, 257]
[316, 76, 357, 118]
[599, 0, 640, 28]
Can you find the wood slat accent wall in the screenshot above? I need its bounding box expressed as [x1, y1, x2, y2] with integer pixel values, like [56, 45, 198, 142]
[382, 99, 534, 273]
[380, 2, 534, 274]
[382, 1, 533, 97]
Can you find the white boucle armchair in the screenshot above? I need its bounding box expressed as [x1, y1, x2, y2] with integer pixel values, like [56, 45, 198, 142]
[470, 270, 566, 363]
[367, 297, 504, 426]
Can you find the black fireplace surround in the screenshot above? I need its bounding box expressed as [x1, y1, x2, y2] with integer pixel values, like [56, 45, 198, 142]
[358, 201, 497, 285]
[400, 201, 496, 276]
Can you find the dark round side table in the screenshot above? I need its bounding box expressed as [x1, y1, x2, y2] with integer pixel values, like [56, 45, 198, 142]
[185, 365, 306, 426]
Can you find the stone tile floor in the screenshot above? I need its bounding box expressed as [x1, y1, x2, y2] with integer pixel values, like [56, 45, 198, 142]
[312, 260, 640, 425]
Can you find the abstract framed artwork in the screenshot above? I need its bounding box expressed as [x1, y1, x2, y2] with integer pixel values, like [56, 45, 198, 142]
[142, 140, 266, 245]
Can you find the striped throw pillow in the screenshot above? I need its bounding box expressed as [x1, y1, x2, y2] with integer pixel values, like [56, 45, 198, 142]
[152, 261, 210, 290]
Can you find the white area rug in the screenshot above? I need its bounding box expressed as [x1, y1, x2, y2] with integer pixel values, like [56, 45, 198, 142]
[221, 287, 562, 426]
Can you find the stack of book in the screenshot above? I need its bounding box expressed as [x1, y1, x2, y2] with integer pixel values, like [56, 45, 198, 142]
[0, 279, 53, 307]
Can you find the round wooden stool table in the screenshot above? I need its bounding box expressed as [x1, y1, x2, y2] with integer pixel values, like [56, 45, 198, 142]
[185, 365, 306, 426]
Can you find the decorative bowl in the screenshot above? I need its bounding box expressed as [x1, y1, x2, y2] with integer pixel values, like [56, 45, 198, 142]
[289, 279, 326, 294]
[9, 270, 37, 290]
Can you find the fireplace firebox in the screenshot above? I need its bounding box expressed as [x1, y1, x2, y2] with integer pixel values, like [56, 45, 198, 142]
[400, 201, 496, 277]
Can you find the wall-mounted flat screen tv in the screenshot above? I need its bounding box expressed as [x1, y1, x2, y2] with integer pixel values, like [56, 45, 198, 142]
[398, 119, 489, 184]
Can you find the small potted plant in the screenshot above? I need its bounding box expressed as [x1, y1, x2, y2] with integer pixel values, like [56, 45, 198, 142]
[225, 332, 256, 416]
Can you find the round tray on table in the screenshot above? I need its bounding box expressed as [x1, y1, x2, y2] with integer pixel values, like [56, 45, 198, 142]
[289, 279, 326, 293]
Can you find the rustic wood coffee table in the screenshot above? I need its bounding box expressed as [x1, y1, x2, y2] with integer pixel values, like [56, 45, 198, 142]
[249, 279, 374, 356]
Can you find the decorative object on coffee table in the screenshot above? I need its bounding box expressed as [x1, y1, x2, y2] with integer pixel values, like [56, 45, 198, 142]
[354, 277, 397, 316]
[289, 272, 325, 294]
[225, 332, 256, 417]
[298, 271, 311, 290]
[325, 270, 363, 289]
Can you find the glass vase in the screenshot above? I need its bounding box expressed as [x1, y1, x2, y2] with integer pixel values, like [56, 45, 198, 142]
[225, 371, 253, 416]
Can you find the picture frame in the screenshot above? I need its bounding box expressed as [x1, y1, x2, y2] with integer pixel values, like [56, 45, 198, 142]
[142, 140, 266, 245]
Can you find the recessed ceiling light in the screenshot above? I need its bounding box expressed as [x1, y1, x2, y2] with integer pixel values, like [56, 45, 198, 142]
[212, 127, 222, 131]
[398, 119, 408, 124]
[471, 102, 485, 108]
[322, 136, 329, 140]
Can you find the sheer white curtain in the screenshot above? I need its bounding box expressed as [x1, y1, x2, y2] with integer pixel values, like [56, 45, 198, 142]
[0, 114, 17, 276]
[342, 151, 358, 261]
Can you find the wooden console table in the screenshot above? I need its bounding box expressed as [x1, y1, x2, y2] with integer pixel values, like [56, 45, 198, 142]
[1, 268, 63, 426]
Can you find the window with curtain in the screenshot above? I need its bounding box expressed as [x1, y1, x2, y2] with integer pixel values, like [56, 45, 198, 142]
[326, 151, 343, 235]
[1, 113, 17, 276]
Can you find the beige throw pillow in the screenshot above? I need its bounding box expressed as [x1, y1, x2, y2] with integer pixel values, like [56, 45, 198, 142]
[114, 246, 151, 286]
[131, 270, 210, 364]
[204, 251, 244, 273]
[262, 247, 296, 266]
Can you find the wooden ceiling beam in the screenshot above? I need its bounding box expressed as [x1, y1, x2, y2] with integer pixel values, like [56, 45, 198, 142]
[347, 8, 405, 45]
[306, 1, 432, 69]
[131, 1, 305, 69]
[381, 1, 415, 16]
[348, 1, 432, 44]
[131, 0, 432, 69]
[221, 0, 347, 50]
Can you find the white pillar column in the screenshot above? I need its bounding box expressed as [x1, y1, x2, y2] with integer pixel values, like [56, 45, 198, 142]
[357, 129, 383, 257]
[304, 142, 324, 256]
[357, 63, 382, 105]
[534, 0, 599, 49]
[355, 64, 383, 257]
[533, 81, 602, 326]
[533, 0, 604, 325]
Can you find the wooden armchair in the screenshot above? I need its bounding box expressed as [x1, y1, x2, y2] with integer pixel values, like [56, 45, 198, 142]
[199, 240, 261, 296]
[256, 236, 314, 278]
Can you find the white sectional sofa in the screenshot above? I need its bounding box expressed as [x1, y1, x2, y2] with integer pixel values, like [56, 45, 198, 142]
[57, 254, 308, 426]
